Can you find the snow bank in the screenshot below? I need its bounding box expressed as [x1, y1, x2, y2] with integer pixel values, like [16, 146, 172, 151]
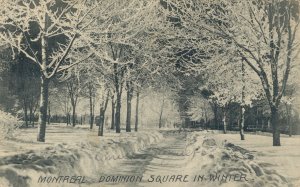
[0, 131, 163, 187]
[184, 132, 289, 187]
[0, 110, 20, 140]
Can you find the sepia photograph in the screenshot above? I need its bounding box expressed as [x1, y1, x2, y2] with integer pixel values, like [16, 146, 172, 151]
[0, 0, 299, 186]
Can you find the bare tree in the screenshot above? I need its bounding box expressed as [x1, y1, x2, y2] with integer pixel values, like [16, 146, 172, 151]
[1, 0, 97, 142]
[78, 61, 98, 129]
[66, 76, 82, 127]
[165, 0, 300, 146]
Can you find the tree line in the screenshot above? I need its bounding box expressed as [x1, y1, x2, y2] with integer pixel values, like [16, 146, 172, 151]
[0, 0, 299, 146]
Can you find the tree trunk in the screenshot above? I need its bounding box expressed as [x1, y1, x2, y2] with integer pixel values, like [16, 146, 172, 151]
[271, 107, 281, 146]
[37, 14, 49, 142]
[135, 91, 140, 132]
[72, 105, 76, 127]
[223, 109, 227, 134]
[29, 108, 33, 126]
[98, 110, 105, 136]
[158, 97, 165, 129]
[89, 91, 94, 129]
[256, 107, 259, 131]
[48, 101, 51, 125]
[98, 94, 109, 136]
[111, 96, 115, 130]
[158, 113, 163, 128]
[23, 99, 28, 127]
[37, 77, 49, 142]
[115, 93, 121, 133]
[240, 58, 245, 140]
[126, 86, 133, 132]
[204, 108, 208, 129]
[66, 113, 69, 126]
[240, 106, 245, 140]
[212, 103, 218, 129]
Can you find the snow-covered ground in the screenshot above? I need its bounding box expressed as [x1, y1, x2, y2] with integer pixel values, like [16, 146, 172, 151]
[0, 126, 298, 187]
[212, 132, 300, 187]
[182, 131, 291, 187]
[0, 125, 163, 187]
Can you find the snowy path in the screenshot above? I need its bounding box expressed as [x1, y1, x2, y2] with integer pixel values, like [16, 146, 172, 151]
[89, 131, 191, 187]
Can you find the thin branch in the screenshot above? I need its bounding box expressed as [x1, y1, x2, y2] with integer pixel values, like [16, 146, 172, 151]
[57, 52, 94, 73]
[47, 33, 77, 70]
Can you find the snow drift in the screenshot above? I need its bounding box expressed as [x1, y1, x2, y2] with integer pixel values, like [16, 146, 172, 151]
[0, 130, 163, 187]
[184, 131, 289, 187]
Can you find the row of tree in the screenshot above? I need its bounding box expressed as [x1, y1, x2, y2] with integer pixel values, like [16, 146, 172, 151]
[160, 0, 300, 146]
[0, 0, 299, 146]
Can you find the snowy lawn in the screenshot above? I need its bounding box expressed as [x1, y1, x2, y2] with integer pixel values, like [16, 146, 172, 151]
[212, 132, 300, 186]
[0, 124, 163, 187]
[0, 124, 159, 157]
